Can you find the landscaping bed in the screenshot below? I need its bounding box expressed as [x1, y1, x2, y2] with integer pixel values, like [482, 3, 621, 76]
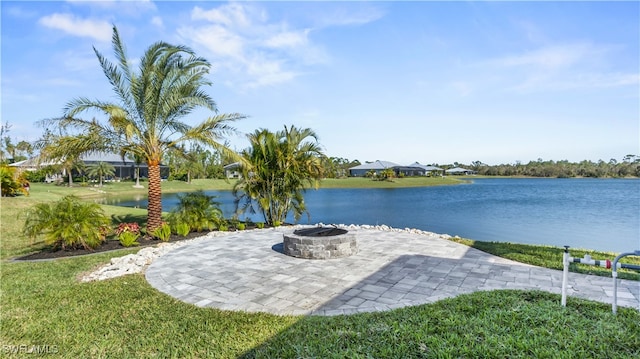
[15, 231, 211, 261]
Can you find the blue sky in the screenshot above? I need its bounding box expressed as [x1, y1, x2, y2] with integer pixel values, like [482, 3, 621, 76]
[2, 1, 638, 165]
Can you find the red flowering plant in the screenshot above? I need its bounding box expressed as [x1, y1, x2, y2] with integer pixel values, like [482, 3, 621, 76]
[115, 222, 141, 247]
[115, 222, 141, 236]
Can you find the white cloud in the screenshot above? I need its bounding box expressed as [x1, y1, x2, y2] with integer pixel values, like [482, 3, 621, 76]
[178, 24, 245, 60]
[38, 13, 112, 42]
[244, 58, 298, 89]
[486, 43, 637, 92]
[179, 3, 335, 90]
[495, 43, 598, 69]
[151, 16, 164, 28]
[191, 4, 264, 29]
[314, 6, 385, 27]
[264, 29, 310, 49]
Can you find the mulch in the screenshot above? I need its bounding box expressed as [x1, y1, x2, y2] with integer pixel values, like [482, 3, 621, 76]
[15, 223, 288, 261]
[16, 231, 217, 261]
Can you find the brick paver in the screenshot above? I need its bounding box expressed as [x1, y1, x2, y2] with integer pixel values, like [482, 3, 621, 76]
[145, 226, 640, 316]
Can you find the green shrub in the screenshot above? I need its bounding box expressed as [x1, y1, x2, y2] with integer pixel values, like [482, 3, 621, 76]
[1, 165, 28, 197]
[218, 223, 229, 232]
[152, 222, 171, 242]
[237, 223, 246, 230]
[174, 222, 191, 237]
[118, 231, 140, 247]
[22, 195, 111, 250]
[167, 190, 223, 232]
[273, 221, 281, 227]
[256, 222, 265, 229]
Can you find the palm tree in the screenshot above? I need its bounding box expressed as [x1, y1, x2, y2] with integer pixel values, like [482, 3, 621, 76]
[233, 125, 325, 225]
[49, 26, 244, 231]
[87, 161, 115, 187]
[38, 132, 98, 186]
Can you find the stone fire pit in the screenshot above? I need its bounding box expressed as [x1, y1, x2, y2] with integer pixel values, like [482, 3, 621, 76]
[283, 226, 357, 259]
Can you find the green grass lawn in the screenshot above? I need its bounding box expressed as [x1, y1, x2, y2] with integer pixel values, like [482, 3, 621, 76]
[449, 237, 640, 281]
[1, 179, 639, 357]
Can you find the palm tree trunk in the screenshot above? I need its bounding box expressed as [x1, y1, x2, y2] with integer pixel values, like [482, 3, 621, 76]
[67, 168, 73, 187]
[147, 162, 163, 232]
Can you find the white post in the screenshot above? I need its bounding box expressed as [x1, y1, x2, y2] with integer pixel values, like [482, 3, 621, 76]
[610, 251, 640, 314]
[612, 268, 618, 314]
[562, 246, 570, 307]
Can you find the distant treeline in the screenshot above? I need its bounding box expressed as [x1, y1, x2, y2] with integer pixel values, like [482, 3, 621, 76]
[461, 157, 640, 178]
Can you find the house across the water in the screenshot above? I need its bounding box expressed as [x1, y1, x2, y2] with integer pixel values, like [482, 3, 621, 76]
[445, 167, 477, 175]
[9, 152, 169, 182]
[348, 160, 444, 177]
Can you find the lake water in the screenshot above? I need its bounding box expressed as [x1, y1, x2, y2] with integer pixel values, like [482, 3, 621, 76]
[104, 178, 640, 253]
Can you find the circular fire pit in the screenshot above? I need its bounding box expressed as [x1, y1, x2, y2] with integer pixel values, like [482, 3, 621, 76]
[283, 227, 357, 259]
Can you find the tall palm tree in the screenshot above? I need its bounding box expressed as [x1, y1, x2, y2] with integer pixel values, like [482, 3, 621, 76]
[87, 161, 115, 187]
[233, 125, 325, 225]
[51, 26, 244, 231]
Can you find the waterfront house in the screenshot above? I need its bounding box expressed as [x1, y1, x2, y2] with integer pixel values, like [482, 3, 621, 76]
[445, 167, 476, 175]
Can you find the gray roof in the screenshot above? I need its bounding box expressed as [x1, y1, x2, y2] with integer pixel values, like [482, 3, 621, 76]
[407, 162, 443, 171]
[349, 160, 401, 170]
[11, 152, 141, 168]
[223, 162, 242, 170]
[8, 156, 59, 168]
[446, 167, 472, 173]
[81, 152, 134, 164]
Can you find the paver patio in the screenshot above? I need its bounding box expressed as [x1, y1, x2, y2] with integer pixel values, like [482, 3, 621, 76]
[145, 226, 640, 316]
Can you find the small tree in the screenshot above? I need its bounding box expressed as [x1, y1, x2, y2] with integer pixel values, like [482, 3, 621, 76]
[379, 168, 395, 181]
[88, 161, 116, 187]
[233, 125, 325, 226]
[22, 195, 111, 250]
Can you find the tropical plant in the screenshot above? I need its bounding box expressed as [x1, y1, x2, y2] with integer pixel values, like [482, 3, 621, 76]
[87, 161, 116, 187]
[233, 126, 325, 226]
[174, 222, 191, 237]
[22, 195, 110, 250]
[118, 231, 140, 247]
[152, 222, 172, 242]
[115, 222, 141, 237]
[378, 168, 395, 181]
[167, 190, 223, 232]
[0, 165, 28, 197]
[44, 26, 244, 232]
